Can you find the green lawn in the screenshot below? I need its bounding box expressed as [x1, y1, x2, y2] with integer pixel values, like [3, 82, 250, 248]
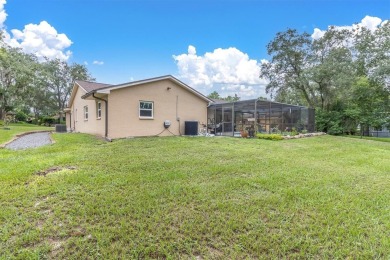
[342, 134, 390, 143]
[0, 122, 53, 144]
[0, 130, 389, 258]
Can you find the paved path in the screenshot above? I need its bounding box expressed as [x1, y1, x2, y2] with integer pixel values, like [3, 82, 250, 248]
[5, 132, 52, 150]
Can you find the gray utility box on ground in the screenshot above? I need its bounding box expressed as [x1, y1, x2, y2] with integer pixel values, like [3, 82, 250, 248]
[55, 124, 67, 133]
[184, 121, 198, 135]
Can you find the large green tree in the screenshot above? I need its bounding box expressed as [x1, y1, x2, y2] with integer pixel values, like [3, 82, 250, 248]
[207, 91, 240, 102]
[260, 29, 315, 108]
[45, 59, 94, 119]
[261, 23, 390, 135]
[207, 91, 221, 99]
[346, 77, 389, 136]
[308, 27, 354, 110]
[0, 36, 94, 121]
[0, 47, 37, 119]
[354, 21, 390, 88]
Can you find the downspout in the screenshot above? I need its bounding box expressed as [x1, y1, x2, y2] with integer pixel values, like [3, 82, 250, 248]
[176, 95, 181, 135]
[92, 93, 109, 140]
[206, 102, 213, 135]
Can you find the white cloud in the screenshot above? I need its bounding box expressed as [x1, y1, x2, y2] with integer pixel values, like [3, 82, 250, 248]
[93, 60, 104, 65]
[188, 45, 196, 55]
[1, 2, 72, 60]
[84, 61, 88, 65]
[312, 15, 387, 40]
[360, 16, 383, 31]
[0, 0, 7, 28]
[173, 45, 268, 98]
[311, 28, 326, 40]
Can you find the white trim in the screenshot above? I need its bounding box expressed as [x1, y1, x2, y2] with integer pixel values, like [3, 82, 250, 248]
[96, 89, 111, 94]
[75, 81, 88, 93]
[139, 100, 154, 119]
[83, 105, 88, 121]
[96, 101, 102, 119]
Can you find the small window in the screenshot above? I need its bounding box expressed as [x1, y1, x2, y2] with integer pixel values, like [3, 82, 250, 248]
[96, 101, 102, 119]
[139, 101, 153, 118]
[84, 106, 88, 121]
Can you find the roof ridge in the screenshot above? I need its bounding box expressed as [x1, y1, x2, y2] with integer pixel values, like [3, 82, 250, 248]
[75, 79, 112, 85]
[80, 75, 212, 103]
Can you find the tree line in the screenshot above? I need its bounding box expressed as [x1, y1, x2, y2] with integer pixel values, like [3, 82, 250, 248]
[261, 22, 390, 135]
[2, 22, 389, 134]
[0, 37, 94, 123]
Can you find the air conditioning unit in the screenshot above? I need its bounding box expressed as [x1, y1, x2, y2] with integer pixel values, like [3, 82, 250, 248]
[185, 121, 198, 135]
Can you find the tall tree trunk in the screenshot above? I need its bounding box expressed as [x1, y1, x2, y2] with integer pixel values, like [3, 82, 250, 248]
[298, 83, 315, 108]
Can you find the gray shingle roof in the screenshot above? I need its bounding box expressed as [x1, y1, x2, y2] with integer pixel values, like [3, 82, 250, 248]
[75, 80, 111, 93]
[79, 75, 213, 103]
[210, 98, 229, 104]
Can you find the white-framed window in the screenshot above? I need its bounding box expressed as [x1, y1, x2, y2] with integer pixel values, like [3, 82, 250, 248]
[139, 101, 153, 119]
[96, 101, 102, 119]
[84, 105, 88, 121]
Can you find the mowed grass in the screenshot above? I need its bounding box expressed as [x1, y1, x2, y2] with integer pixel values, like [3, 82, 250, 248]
[0, 131, 389, 258]
[0, 122, 53, 144]
[342, 135, 390, 143]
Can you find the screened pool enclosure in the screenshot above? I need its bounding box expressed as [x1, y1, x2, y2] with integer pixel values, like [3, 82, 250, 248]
[207, 99, 315, 136]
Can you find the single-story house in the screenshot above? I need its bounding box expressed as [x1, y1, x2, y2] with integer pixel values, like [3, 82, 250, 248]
[65, 75, 212, 139]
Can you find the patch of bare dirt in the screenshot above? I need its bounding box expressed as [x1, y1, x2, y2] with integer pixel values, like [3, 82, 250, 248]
[35, 166, 77, 176]
[48, 237, 67, 257]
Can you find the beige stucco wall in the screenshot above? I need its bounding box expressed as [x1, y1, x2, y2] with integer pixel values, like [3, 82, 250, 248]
[107, 79, 208, 138]
[66, 86, 106, 136]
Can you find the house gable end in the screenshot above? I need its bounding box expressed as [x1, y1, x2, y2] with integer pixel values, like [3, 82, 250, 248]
[68, 83, 87, 108]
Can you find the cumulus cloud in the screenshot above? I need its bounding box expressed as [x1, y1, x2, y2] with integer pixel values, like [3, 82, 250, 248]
[312, 15, 387, 40]
[0, 0, 7, 28]
[173, 45, 268, 98]
[1, 2, 72, 60]
[93, 60, 104, 65]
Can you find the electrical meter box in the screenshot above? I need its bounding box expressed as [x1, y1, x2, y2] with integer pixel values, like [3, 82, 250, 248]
[164, 120, 171, 128]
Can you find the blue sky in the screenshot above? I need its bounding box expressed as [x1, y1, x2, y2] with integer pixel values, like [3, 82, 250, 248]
[2, 0, 389, 98]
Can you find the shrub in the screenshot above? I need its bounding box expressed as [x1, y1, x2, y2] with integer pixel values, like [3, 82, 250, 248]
[257, 133, 284, 141]
[15, 111, 28, 122]
[316, 108, 344, 135]
[327, 124, 344, 135]
[42, 116, 56, 126]
[291, 127, 298, 136]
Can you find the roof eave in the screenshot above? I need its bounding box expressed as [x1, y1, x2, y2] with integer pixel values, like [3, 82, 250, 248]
[68, 82, 84, 107]
[92, 75, 212, 103]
